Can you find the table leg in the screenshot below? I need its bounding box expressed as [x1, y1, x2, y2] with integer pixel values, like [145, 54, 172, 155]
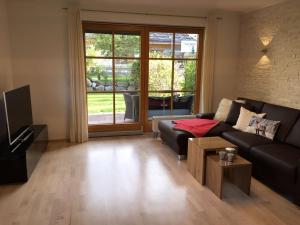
[206, 157, 224, 199]
[227, 165, 252, 195]
[187, 141, 206, 185]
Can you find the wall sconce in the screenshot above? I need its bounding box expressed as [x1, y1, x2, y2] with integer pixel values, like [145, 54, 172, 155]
[261, 48, 268, 55]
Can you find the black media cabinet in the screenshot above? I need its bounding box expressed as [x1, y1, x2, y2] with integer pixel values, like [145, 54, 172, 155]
[0, 125, 48, 184]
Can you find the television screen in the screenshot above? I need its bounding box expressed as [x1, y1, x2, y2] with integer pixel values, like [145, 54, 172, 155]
[3, 85, 33, 145]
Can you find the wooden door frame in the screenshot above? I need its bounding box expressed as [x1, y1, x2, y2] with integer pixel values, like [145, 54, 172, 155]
[83, 22, 146, 133]
[143, 25, 205, 131]
[82, 22, 205, 133]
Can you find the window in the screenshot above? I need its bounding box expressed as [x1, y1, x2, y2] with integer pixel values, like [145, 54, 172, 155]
[84, 30, 141, 126]
[147, 31, 200, 118]
[83, 23, 204, 132]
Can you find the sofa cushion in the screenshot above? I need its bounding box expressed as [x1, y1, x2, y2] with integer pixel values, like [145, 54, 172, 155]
[251, 144, 300, 184]
[205, 121, 236, 137]
[158, 119, 235, 155]
[225, 101, 254, 125]
[233, 107, 266, 131]
[285, 118, 300, 148]
[196, 113, 215, 120]
[261, 103, 300, 142]
[158, 120, 193, 155]
[238, 97, 264, 113]
[214, 98, 233, 121]
[222, 131, 272, 158]
[246, 116, 281, 140]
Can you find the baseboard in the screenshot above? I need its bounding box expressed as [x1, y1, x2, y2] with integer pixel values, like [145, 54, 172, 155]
[48, 138, 68, 142]
[89, 130, 143, 138]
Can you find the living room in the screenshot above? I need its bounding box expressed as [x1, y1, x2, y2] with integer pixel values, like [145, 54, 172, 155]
[0, 0, 300, 224]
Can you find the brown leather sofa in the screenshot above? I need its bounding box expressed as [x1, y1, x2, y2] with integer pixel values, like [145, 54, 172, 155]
[158, 98, 300, 206]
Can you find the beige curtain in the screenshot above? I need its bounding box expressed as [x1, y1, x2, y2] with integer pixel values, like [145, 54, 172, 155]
[68, 8, 88, 143]
[200, 16, 218, 113]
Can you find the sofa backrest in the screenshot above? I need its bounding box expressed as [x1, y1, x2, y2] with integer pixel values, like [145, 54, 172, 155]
[237, 97, 264, 113]
[285, 118, 300, 148]
[261, 103, 300, 142]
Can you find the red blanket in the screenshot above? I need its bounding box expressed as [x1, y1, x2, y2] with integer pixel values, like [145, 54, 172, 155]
[173, 119, 219, 137]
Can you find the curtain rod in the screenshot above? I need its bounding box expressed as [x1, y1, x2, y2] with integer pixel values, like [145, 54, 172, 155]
[61, 8, 209, 20]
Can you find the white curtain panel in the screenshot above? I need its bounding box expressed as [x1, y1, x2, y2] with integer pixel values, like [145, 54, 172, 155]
[68, 8, 88, 143]
[200, 16, 218, 113]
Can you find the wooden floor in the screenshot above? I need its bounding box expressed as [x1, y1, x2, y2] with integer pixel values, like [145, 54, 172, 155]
[0, 135, 299, 225]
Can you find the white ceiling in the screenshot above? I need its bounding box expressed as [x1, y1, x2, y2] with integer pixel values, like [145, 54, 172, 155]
[76, 0, 288, 14]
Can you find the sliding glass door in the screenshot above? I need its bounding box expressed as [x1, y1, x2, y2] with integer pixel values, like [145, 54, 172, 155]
[83, 23, 204, 132]
[84, 23, 145, 132]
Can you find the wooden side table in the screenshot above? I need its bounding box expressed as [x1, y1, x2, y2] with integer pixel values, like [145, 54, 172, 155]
[187, 137, 236, 185]
[205, 154, 252, 199]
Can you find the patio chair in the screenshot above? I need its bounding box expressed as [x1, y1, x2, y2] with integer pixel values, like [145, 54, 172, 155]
[123, 93, 139, 122]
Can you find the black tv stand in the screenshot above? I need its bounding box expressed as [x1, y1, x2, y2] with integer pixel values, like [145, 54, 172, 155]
[0, 125, 48, 184]
[10, 128, 34, 153]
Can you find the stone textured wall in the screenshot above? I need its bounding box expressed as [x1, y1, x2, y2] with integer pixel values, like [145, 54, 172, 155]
[237, 0, 300, 109]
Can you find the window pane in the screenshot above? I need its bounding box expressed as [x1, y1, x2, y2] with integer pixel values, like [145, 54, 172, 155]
[85, 33, 112, 57]
[149, 32, 173, 58]
[116, 92, 140, 124]
[173, 92, 194, 115]
[115, 59, 140, 91]
[174, 60, 196, 91]
[114, 34, 140, 57]
[175, 33, 198, 58]
[149, 60, 172, 91]
[86, 59, 113, 92]
[88, 93, 113, 124]
[148, 93, 172, 118]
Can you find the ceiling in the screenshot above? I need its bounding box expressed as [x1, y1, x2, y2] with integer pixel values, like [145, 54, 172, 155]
[75, 0, 288, 14]
[8, 0, 289, 15]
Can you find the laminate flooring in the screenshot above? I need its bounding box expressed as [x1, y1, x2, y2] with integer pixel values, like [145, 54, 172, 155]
[0, 135, 299, 225]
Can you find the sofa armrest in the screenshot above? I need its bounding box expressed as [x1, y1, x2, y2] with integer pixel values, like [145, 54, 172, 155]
[152, 115, 196, 133]
[196, 113, 215, 119]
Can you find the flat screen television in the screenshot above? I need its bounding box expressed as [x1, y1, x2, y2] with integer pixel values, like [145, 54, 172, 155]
[3, 85, 33, 145]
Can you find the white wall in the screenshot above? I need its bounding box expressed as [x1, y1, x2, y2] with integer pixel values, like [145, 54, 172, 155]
[212, 12, 240, 111]
[0, 0, 13, 92]
[7, 1, 70, 140]
[6, 1, 240, 139]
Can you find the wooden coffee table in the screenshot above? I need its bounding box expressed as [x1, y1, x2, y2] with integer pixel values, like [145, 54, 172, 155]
[187, 137, 236, 185]
[206, 154, 252, 199]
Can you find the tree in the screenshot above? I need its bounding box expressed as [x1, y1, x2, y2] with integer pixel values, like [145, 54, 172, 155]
[181, 61, 196, 91]
[130, 61, 140, 85]
[85, 33, 140, 85]
[149, 55, 172, 92]
[86, 59, 107, 83]
[114, 34, 140, 57]
[85, 33, 140, 57]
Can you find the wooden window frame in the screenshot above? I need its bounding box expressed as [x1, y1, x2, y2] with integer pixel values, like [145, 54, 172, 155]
[82, 22, 205, 133]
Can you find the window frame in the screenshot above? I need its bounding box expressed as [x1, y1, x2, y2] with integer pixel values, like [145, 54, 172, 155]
[147, 29, 201, 119]
[82, 22, 204, 132]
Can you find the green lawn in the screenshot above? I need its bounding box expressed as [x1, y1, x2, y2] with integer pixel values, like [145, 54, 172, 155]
[88, 93, 126, 114]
